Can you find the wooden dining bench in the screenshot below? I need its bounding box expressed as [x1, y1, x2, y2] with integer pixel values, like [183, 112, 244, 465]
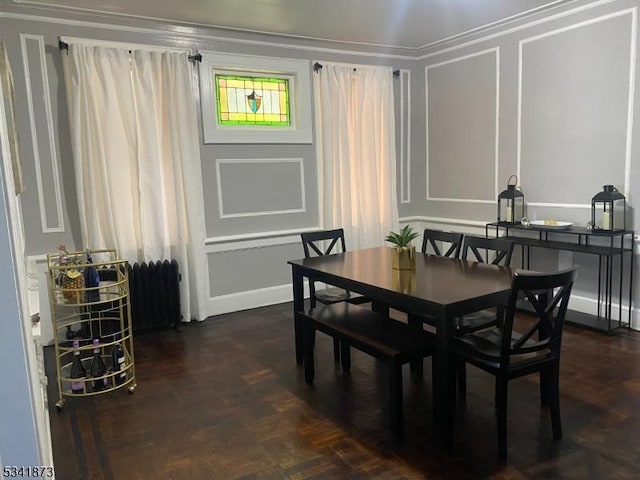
[300, 302, 434, 444]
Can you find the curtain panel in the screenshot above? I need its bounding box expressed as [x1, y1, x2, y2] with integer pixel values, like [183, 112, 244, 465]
[313, 63, 399, 249]
[62, 44, 208, 322]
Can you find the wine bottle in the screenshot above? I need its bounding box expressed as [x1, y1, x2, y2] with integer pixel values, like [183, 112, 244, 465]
[84, 251, 100, 303]
[69, 340, 86, 394]
[66, 325, 76, 340]
[89, 338, 108, 391]
[111, 334, 127, 386]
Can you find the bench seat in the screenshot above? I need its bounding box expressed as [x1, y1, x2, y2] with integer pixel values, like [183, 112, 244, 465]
[300, 302, 434, 443]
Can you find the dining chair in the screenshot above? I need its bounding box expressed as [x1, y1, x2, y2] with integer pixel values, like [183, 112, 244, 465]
[407, 229, 464, 375]
[457, 235, 515, 330]
[300, 228, 369, 361]
[452, 267, 577, 458]
[411, 235, 512, 340]
[451, 235, 517, 394]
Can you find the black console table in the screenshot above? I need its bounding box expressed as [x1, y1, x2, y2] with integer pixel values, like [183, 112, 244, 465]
[486, 221, 633, 333]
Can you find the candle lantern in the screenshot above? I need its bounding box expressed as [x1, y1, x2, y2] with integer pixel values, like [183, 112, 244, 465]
[591, 185, 625, 232]
[497, 175, 525, 224]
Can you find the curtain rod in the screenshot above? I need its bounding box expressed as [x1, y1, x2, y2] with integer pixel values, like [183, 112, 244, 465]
[57, 37, 201, 62]
[313, 62, 400, 76]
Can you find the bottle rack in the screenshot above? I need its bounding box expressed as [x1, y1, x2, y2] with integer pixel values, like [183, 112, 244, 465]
[47, 248, 136, 410]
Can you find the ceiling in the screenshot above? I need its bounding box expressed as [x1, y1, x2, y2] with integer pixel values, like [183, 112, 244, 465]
[13, 0, 579, 50]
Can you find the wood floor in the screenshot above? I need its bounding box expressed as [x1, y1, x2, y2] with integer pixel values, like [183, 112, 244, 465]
[45, 302, 640, 479]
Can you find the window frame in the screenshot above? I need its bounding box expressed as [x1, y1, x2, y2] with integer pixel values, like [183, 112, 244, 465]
[198, 52, 312, 144]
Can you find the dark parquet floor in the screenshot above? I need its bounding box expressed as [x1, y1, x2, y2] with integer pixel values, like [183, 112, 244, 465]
[45, 302, 640, 479]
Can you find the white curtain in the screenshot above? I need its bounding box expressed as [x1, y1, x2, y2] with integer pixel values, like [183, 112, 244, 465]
[62, 44, 208, 322]
[314, 63, 399, 249]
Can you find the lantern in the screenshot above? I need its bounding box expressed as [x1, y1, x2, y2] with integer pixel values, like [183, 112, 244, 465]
[591, 185, 625, 232]
[497, 175, 524, 224]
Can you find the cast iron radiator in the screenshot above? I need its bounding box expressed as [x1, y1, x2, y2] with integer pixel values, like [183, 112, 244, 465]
[127, 259, 182, 332]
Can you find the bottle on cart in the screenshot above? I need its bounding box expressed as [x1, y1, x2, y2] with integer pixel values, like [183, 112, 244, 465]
[84, 250, 100, 303]
[70, 339, 86, 394]
[111, 333, 127, 386]
[89, 338, 108, 391]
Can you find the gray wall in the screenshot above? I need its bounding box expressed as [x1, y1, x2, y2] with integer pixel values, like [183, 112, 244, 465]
[1, 1, 637, 321]
[0, 8, 416, 318]
[417, 0, 640, 322]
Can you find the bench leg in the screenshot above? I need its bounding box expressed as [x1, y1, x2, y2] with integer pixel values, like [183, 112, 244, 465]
[407, 314, 424, 378]
[389, 359, 404, 444]
[333, 338, 340, 362]
[340, 340, 351, 372]
[303, 323, 315, 384]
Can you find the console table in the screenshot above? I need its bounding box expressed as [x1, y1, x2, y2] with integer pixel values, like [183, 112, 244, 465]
[486, 221, 633, 333]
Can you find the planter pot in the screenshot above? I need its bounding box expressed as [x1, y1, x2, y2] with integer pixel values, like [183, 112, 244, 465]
[392, 269, 416, 294]
[391, 246, 416, 271]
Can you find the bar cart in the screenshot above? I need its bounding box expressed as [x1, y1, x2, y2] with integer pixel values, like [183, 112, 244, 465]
[46, 248, 136, 410]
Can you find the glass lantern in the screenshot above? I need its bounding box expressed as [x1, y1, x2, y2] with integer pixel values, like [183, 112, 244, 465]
[497, 175, 524, 224]
[591, 185, 626, 232]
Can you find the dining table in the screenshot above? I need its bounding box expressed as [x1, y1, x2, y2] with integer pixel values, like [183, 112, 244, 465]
[288, 246, 516, 448]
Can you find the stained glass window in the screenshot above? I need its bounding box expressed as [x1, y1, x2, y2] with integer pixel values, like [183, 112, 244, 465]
[215, 74, 291, 126]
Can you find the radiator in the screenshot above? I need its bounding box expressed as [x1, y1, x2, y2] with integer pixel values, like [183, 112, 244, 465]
[128, 259, 182, 332]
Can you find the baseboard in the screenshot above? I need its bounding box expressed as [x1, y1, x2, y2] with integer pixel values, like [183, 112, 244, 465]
[206, 282, 310, 317]
[566, 293, 638, 331]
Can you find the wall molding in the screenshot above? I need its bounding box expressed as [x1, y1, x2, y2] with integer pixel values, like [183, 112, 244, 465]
[399, 69, 411, 204]
[205, 226, 320, 246]
[418, 0, 620, 58]
[205, 234, 301, 253]
[215, 158, 306, 218]
[20, 34, 64, 234]
[0, 11, 415, 60]
[516, 8, 636, 203]
[425, 47, 499, 204]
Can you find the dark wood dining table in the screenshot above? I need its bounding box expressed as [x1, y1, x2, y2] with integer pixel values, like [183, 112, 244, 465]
[288, 246, 516, 448]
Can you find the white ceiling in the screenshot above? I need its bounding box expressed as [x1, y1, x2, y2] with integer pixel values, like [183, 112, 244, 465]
[14, 0, 578, 50]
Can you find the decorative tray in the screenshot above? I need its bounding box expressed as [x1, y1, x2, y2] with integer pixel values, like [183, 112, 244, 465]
[529, 220, 573, 229]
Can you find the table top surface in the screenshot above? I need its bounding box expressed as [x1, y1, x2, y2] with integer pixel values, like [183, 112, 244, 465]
[289, 247, 516, 314]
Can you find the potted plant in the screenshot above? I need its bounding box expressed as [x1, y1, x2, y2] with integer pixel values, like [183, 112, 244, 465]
[385, 225, 420, 270]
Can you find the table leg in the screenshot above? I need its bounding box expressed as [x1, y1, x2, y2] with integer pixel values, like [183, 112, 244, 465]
[433, 308, 455, 450]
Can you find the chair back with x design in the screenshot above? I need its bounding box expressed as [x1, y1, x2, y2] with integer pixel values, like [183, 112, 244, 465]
[500, 267, 577, 368]
[462, 235, 515, 266]
[421, 229, 464, 258]
[301, 229, 347, 259]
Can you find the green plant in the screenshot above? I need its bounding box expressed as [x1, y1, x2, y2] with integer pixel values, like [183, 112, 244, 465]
[385, 225, 419, 248]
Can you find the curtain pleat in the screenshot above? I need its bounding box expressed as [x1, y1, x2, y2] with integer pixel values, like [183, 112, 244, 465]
[62, 44, 208, 322]
[314, 64, 399, 249]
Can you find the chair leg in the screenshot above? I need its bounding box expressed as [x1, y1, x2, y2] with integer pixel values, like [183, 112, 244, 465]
[333, 338, 341, 362]
[389, 359, 404, 445]
[303, 324, 315, 384]
[548, 366, 562, 439]
[540, 368, 550, 407]
[340, 341, 351, 372]
[495, 379, 508, 459]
